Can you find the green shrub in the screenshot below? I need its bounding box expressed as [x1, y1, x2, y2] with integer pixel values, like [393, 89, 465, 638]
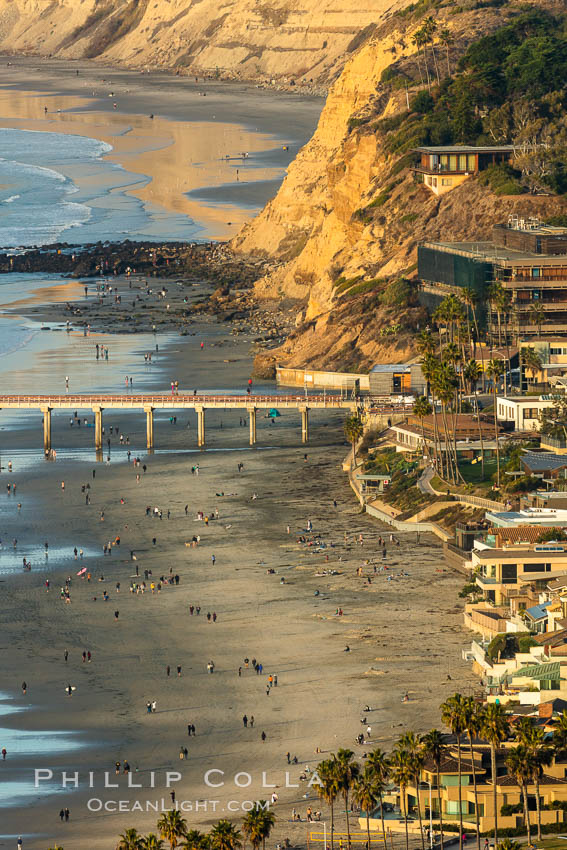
[342, 278, 384, 298]
[334, 276, 362, 294]
[380, 278, 415, 307]
[410, 90, 435, 114]
[500, 804, 523, 816]
[477, 164, 525, 195]
[348, 116, 369, 132]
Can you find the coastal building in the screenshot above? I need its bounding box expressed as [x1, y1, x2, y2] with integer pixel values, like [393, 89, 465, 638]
[472, 533, 567, 605]
[412, 145, 514, 196]
[519, 338, 567, 391]
[368, 363, 425, 397]
[401, 741, 567, 833]
[418, 218, 567, 344]
[484, 506, 567, 528]
[521, 451, 567, 482]
[522, 490, 567, 509]
[496, 395, 554, 431]
[390, 413, 501, 455]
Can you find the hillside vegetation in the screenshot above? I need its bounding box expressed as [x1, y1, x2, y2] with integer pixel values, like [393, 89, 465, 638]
[234, 1, 567, 373]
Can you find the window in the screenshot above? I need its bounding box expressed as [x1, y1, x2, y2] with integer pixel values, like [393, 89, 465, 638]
[525, 564, 546, 572]
[449, 155, 458, 171]
[442, 178, 452, 186]
[523, 409, 541, 420]
[467, 154, 476, 171]
[502, 564, 517, 583]
[458, 154, 467, 171]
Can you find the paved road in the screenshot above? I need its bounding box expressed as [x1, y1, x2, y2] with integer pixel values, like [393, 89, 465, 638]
[417, 465, 436, 494]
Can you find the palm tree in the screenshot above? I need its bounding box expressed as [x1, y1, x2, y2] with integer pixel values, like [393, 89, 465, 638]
[141, 836, 166, 850]
[529, 303, 545, 337]
[242, 804, 275, 850]
[413, 396, 432, 457]
[422, 16, 440, 84]
[487, 282, 504, 348]
[516, 718, 552, 841]
[242, 808, 264, 850]
[353, 766, 380, 850]
[486, 359, 505, 488]
[505, 745, 533, 843]
[117, 829, 144, 850]
[462, 697, 482, 850]
[181, 831, 210, 850]
[422, 354, 443, 477]
[411, 29, 426, 86]
[332, 748, 360, 848]
[438, 28, 453, 75]
[317, 758, 340, 850]
[463, 359, 485, 479]
[397, 732, 426, 850]
[481, 703, 509, 848]
[417, 330, 436, 358]
[421, 730, 445, 850]
[390, 747, 414, 850]
[157, 811, 189, 850]
[209, 820, 242, 850]
[441, 695, 467, 850]
[521, 346, 542, 390]
[367, 748, 390, 842]
[553, 709, 567, 756]
[344, 415, 364, 466]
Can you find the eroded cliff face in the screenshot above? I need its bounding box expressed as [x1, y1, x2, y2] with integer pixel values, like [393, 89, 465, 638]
[0, 0, 405, 84]
[232, 1, 567, 371]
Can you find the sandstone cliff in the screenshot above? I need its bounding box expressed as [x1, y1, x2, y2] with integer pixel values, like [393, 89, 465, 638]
[232, 0, 567, 373]
[0, 0, 406, 84]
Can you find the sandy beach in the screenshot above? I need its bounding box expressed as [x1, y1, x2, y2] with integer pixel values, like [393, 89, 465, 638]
[0, 56, 322, 239]
[0, 57, 478, 850]
[0, 277, 477, 848]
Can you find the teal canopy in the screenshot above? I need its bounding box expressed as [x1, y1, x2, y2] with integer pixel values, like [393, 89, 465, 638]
[268, 409, 281, 418]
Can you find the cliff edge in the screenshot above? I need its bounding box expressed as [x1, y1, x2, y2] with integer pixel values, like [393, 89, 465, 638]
[231, 0, 567, 373]
[0, 0, 408, 85]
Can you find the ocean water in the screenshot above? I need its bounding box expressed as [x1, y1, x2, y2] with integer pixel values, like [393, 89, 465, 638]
[0, 127, 196, 247]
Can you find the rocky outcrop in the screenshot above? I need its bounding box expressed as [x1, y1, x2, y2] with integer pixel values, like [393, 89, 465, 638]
[0, 0, 408, 84]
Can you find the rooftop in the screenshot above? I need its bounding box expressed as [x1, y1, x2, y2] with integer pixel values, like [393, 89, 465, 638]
[415, 145, 515, 154]
[513, 660, 561, 680]
[523, 452, 567, 473]
[525, 602, 551, 621]
[487, 507, 567, 526]
[422, 240, 567, 265]
[370, 363, 411, 373]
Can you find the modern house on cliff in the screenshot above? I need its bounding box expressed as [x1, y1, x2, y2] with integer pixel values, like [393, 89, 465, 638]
[418, 217, 567, 343]
[413, 144, 514, 195]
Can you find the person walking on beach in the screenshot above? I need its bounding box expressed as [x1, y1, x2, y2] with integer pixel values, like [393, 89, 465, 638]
[17, 838, 23, 850]
[59, 808, 65, 821]
[177, 665, 182, 677]
[21, 682, 27, 695]
[243, 714, 248, 728]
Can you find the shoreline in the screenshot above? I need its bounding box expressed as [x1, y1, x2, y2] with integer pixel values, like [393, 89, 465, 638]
[0, 268, 478, 850]
[0, 59, 322, 241]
